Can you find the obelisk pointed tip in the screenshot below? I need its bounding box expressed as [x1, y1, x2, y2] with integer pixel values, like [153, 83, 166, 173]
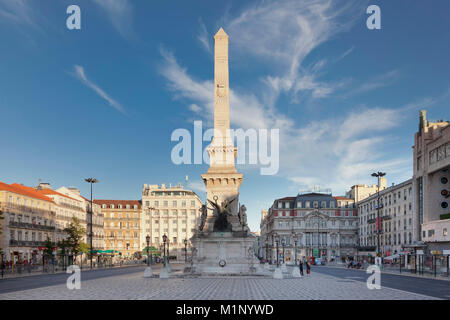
[214, 27, 228, 38]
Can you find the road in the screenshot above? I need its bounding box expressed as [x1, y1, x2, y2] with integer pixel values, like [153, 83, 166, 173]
[311, 265, 450, 300]
[0, 264, 148, 294]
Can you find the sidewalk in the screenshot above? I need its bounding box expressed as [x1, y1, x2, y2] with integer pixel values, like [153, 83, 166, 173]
[320, 263, 450, 281]
[0, 262, 147, 280]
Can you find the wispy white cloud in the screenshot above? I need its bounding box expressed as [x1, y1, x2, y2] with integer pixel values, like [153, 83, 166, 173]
[344, 69, 400, 98]
[187, 180, 207, 194]
[73, 65, 125, 114]
[224, 0, 366, 102]
[159, 0, 412, 195]
[197, 19, 211, 53]
[92, 0, 134, 39]
[0, 0, 45, 34]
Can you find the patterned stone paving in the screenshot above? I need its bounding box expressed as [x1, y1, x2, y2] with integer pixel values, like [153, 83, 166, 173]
[0, 268, 438, 300]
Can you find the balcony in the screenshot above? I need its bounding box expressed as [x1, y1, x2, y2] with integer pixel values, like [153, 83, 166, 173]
[3, 203, 56, 217]
[9, 221, 56, 232]
[9, 240, 49, 247]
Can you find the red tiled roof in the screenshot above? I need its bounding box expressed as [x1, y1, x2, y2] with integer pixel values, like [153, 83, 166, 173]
[93, 199, 142, 208]
[1, 182, 54, 203]
[333, 196, 353, 201]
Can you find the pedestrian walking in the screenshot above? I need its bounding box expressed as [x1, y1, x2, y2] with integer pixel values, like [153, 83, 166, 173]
[299, 260, 304, 276]
[306, 261, 311, 276]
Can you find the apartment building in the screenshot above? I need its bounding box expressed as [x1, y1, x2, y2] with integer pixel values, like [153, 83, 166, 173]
[94, 199, 141, 257]
[141, 183, 203, 260]
[261, 192, 358, 263]
[346, 177, 387, 202]
[0, 182, 56, 262]
[59, 186, 104, 251]
[357, 179, 416, 256]
[413, 110, 450, 252]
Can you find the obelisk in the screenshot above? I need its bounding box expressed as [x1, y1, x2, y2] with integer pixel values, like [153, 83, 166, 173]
[201, 28, 243, 232]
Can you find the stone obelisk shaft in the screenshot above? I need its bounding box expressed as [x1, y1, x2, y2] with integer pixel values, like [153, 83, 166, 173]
[213, 27, 231, 146]
[201, 28, 243, 233]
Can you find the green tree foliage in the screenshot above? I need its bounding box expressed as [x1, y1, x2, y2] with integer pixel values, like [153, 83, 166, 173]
[63, 217, 86, 259]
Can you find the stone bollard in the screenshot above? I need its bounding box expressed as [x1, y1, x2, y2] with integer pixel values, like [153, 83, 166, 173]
[144, 266, 153, 278]
[292, 267, 302, 278]
[159, 267, 170, 279]
[273, 267, 284, 279]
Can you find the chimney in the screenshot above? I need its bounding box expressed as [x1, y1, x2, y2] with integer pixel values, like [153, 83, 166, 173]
[38, 182, 51, 190]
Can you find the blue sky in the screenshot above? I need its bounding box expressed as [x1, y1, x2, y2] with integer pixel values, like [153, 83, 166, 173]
[0, 0, 449, 232]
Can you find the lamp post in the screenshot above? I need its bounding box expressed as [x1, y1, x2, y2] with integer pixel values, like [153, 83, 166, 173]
[371, 171, 386, 258]
[143, 234, 153, 278]
[293, 232, 298, 265]
[184, 239, 188, 263]
[281, 238, 286, 264]
[162, 234, 167, 267]
[265, 240, 269, 263]
[276, 238, 279, 267]
[145, 235, 150, 266]
[84, 178, 98, 270]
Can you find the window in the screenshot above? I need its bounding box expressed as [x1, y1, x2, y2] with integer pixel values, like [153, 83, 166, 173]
[278, 202, 282, 209]
[191, 200, 195, 207]
[297, 202, 302, 208]
[154, 201, 159, 207]
[172, 201, 177, 207]
[305, 201, 310, 208]
[444, 228, 448, 237]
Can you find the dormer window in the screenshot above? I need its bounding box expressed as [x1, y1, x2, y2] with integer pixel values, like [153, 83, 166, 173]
[278, 202, 282, 209]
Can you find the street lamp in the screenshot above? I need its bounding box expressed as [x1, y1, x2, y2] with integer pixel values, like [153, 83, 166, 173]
[281, 238, 286, 264]
[145, 235, 150, 266]
[276, 238, 279, 267]
[184, 239, 188, 263]
[84, 178, 98, 270]
[162, 234, 167, 267]
[371, 171, 386, 258]
[292, 232, 297, 265]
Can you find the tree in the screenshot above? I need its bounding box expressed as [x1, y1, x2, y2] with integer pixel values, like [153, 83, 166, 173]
[63, 217, 86, 264]
[43, 237, 54, 259]
[79, 242, 91, 263]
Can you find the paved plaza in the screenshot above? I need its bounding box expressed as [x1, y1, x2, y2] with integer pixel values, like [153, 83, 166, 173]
[0, 264, 441, 300]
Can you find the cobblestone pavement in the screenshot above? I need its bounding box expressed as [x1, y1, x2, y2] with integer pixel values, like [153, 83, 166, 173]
[0, 267, 438, 300]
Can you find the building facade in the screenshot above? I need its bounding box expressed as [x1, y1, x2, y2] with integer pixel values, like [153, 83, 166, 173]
[141, 183, 203, 261]
[346, 177, 387, 202]
[60, 186, 105, 251]
[35, 183, 86, 246]
[260, 192, 358, 264]
[0, 182, 56, 262]
[93, 199, 141, 257]
[357, 179, 416, 257]
[413, 110, 450, 252]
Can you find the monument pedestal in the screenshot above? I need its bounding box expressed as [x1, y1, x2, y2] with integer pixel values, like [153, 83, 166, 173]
[191, 232, 263, 275]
